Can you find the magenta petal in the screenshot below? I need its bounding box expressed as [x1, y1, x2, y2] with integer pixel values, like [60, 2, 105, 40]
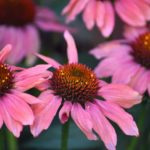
[71, 103, 97, 140]
[59, 101, 72, 124]
[0, 44, 12, 63]
[64, 30, 78, 63]
[0, 101, 23, 137]
[99, 84, 142, 108]
[4, 93, 34, 125]
[86, 102, 117, 150]
[97, 101, 139, 136]
[31, 96, 62, 137]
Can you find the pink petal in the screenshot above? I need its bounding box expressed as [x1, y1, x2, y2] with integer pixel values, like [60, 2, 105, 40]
[100, 1, 115, 37]
[129, 67, 149, 94]
[15, 64, 51, 81]
[4, 27, 26, 64]
[0, 100, 23, 137]
[0, 44, 12, 63]
[89, 40, 130, 60]
[112, 61, 140, 84]
[86, 102, 117, 150]
[97, 101, 139, 136]
[36, 53, 61, 69]
[64, 30, 78, 63]
[32, 90, 54, 115]
[115, 0, 145, 26]
[11, 90, 42, 104]
[82, 0, 96, 30]
[99, 84, 142, 108]
[23, 25, 40, 66]
[134, 0, 150, 20]
[71, 103, 97, 140]
[123, 26, 148, 40]
[62, 0, 89, 23]
[0, 108, 3, 128]
[59, 101, 72, 124]
[96, 1, 105, 28]
[148, 82, 150, 96]
[31, 96, 62, 137]
[94, 58, 120, 77]
[4, 93, 34, 125]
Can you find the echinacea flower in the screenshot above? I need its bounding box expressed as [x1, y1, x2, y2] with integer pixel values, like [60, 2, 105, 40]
[30, 31, 142, 150]
[62, 0, 150, 37]
[90, 26, 150, 96]
[0, 44, 51, 137]
[0, 0, 69, 65]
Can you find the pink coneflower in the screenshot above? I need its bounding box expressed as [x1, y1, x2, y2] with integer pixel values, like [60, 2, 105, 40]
[90, 26, 150, 96]
[0, 0, 68, 65]
[30, 31, 142, 150]
[0, 44, 51, 137]
[62, 0, 150, 37]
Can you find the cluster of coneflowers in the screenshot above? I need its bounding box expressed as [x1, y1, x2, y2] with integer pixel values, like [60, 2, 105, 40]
[0, 0, 150, 150]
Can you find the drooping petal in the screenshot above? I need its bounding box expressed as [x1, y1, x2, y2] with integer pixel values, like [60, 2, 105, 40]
[4, 27, 26, 64]
[64, 30, 78, 63]
[71, 103, 97, 140]
[36, 53, 61, 69]
[4, 93, 34, 125]
[24, 25, 40, 66]
[82, 0, 96, 30]
[99, 84, 142, 108]
[11, 90, 42, 104]
[96, 1, 105, 28]
[115, 0, 145, 26]
[89, 40, 130, 60]
[31, 96, 62, 137]
[112, 61, 140, 84]
[15, 64, 51, 81]
[0, 44, 12, 63]
[0, 100, 23, 137]
[62, 0, 89, 23]
[0, 108, 3, 128]
[128, 67, 149, 94]
[59, 101, 72, 124]
[86, 102, 117, 150]
[100, 1, 115, 37]
[97, 100, 139, 136]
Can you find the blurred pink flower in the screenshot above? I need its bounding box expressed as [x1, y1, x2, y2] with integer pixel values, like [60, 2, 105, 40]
[0, 44, 51, 137]
[30, 31, 142, 150]
[90, 26, 150, 96]
[0, 0, 69, 65]
[62, 0, 150, 37]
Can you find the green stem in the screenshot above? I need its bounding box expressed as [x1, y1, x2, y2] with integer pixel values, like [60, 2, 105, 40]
[61, 120, 70, 150]
[127, 104, 148, 150]
[6, 129, 18, 150]
[0, 129, 5, 150]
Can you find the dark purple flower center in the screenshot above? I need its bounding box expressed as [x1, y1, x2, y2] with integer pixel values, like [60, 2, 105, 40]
[51, 63, 99, 105]
[0, 0, 36, 27]
[131, 32, 150, 69]
[0, 63, 13, 96]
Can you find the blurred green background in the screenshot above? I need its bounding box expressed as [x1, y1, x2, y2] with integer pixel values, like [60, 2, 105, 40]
[0, 0, 150, 150]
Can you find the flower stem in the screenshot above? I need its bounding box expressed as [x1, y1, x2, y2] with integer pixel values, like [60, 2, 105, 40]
[61, 120, 70, 150]
[0, 129, 5, 150]
[6, 129, 18, 150]
[127, 103, 148, 150]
